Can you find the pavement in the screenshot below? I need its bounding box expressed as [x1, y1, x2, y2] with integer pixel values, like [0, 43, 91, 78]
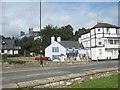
[1, 60, 118, 85]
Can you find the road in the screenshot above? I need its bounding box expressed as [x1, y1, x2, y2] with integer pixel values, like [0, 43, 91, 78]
[2, 61, 118, 85]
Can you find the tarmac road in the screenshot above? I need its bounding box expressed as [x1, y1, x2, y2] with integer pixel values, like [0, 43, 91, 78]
[2, 60, 118, 85]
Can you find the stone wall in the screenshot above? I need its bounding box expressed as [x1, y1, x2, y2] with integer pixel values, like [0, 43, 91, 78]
[3, 67, 118, 88]
[2, 59, 88, 71]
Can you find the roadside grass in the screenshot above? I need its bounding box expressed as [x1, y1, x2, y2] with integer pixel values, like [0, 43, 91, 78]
[68, 74, 119, 88]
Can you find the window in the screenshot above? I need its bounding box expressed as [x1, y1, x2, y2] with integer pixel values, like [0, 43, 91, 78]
[116, 29, 120, 34]
[108, 39, 113, 44]
[52, 47, 59, 52]
[114, 50, 117, 57]
[98, 39, 102, 45]
[114, 40, 117, 44]
[52, 55, 59, 60]
[110, 40, 113, 44]
[99, 49, 102, 56]
[2, 41, 6, 45]
[118, 40, 120, 44]
[106, 28, 109, 33]
[98, 42, 102, 45]
[104, 39, 107, 44]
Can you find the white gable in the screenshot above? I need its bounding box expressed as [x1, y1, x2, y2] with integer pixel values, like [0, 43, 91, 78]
[45, 41, 66, 60]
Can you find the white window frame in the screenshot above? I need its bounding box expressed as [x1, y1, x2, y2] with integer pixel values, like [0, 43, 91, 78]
[99, 49, 102, 56]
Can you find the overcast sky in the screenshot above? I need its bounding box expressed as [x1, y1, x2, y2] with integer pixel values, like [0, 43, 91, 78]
[1, 0, 119, 37]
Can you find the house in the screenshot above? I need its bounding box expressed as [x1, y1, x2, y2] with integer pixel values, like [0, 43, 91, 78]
[29, 27, 40, 37]
[0, 36, 21, 55]
[45, 36, 84, 61]
[18, 27, 40, 40]
[81, 22, 120, 60]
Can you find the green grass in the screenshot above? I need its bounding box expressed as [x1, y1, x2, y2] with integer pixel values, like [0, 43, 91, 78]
[68, 74, 118, 88]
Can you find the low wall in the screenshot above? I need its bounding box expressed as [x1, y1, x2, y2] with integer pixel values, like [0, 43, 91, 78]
[2, 60, 88, 71]
[2, 67, 118, 88]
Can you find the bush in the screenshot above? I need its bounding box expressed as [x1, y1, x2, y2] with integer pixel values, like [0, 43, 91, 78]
[7, 54, 20, 57]
[7, 60, 26, 65]
[2, 54, 8, 60]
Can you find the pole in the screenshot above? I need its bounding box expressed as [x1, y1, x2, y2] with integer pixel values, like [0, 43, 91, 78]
[40, 0, 41, 32]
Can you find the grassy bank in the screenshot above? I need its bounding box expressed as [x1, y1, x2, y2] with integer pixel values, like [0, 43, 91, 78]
[68, 74, 118, 88]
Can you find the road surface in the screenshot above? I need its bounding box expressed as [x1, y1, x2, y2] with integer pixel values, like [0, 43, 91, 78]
[2, 61, 118, 85]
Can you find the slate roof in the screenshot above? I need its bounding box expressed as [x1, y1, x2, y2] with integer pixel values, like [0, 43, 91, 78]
[91, 22, 120, 29]
[0, 38, 18, 50]
[58, 41, 84, 49]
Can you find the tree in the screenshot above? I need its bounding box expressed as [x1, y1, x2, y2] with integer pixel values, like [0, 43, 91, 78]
[58, 24, 74, 40]
[18, 36, 34, 56]
[30, 38, 42, 54]
[40, 25, 58, 49]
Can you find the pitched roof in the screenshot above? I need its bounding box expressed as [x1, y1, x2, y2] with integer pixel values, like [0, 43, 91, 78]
[0, 38, 17, 50]
[58, 41, 84, 49]
[91, 22, 120, 29]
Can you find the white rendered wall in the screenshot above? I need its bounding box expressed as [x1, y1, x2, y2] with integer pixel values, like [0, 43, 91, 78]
[81, 27, 119, 60]
[45, 41, 66, 61]
[14, 50, 18, 54]
[91, 47, 105, 60]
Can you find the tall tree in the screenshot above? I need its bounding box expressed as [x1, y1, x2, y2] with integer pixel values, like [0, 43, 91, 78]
[40, 25, 58, 49]
[18, 36, 33, 56]
[58, 24, 74, 40]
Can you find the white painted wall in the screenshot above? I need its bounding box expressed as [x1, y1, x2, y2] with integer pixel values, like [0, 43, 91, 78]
[81, 27, 119, 60]
[14, 50, 19, 54]
[45, 41, 66, 61]
[8, 50, 13, 54]
[0, 50, 19, 55]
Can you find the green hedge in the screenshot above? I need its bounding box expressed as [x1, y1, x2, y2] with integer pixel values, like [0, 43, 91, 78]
[5, 60, 26, 65]
[2, 54, 8, 60]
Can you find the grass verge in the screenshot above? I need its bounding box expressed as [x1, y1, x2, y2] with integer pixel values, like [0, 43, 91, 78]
[68, 74, 118, 88]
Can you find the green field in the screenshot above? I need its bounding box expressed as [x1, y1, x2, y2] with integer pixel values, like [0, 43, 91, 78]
[68, 74, 119, 88]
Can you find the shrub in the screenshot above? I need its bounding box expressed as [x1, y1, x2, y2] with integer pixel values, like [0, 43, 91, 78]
[2, 54, 8, 60]
[7, 60, 26, 65]
[7, 54, 20, 57]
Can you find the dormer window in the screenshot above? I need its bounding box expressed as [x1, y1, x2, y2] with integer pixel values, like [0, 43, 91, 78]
[2, 41, 6, 45]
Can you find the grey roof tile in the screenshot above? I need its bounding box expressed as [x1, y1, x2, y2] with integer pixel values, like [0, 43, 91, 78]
[91, 22, 120, 29]
[58, 41, 84, 49]
[0, 38, 17, 50]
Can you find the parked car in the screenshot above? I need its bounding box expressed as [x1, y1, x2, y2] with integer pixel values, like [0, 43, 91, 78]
[34, 56, 51, 61]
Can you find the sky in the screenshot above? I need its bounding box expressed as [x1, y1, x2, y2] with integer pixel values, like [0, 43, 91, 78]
[1, 0, 119, 37]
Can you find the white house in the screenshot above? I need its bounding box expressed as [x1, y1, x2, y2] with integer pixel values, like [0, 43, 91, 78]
[0, 36, 21, 55]
[81, 22, 120, 60]
[45, 36, 84, 61]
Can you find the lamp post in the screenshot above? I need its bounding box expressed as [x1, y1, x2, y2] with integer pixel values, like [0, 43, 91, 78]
[40, 48, 43, 67]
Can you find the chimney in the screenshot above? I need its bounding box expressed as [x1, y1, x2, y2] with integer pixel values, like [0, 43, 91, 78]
[78, 37, 81, 43]
[51, 36, 55, 44]
[57, 37, 61, 42]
